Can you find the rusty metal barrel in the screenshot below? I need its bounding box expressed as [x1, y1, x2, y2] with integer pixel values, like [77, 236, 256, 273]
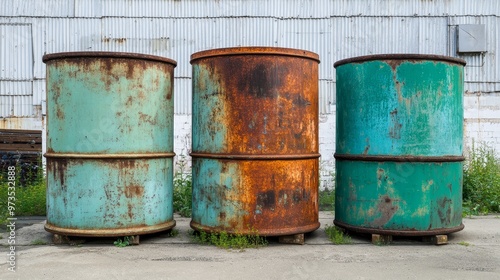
[334, 54, 466, 236]
[43, 52, 176, 237]
[190, 47, 320, 236]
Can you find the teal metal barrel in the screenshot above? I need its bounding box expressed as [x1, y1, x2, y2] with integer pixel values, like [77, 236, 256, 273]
[334, 54, 466, 236]
[43, 52, 176, 237]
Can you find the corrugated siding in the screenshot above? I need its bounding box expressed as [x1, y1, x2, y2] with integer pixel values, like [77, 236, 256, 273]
[0, 95, 13, 116]
[1, 0, 499, 119]
[81, 0, 499, 18]
[174, 78, 191, 115]
[329, 0, 499, 17]
[319, 80, 334, 114]
[0, 23, 33, 80]
[12, 95, 32, 116]
[332, 17, 420, 63]
[41, 18, 102, 78]
[32, 79, 45, 106]
[449, 16, 500, 93]
[278, 19, 332, 80]
[0, 81, 32, 96]
[0, 0, 74, 17]
[0, 94, 32, 117]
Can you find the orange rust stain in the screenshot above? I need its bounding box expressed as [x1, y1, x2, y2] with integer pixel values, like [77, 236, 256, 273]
[138, 112, 156, 125]
[237, 159, 319, 233]
[56, 107, 65, 119]
[208, 54, 319, 155]
[124, 185, 144, 198]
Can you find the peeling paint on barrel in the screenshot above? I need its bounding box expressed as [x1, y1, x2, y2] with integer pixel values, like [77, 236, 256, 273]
[334, 54, 466, 236]
[190, 47, 320, 236]
[43, 52, 177, 237]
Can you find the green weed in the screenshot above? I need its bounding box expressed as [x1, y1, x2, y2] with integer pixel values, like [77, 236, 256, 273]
[173, 154, 192, 217]
[319, 188, 335, 211]
[114, 236, 132, 247]
[463, 142, 500, 216]
[324, 225, 351, 245]
[167, 229, 179, 237]
[192, 229, 268, 250]
[0, 181, 47, 218]
[31, 239, 48, 245]
[458, 241, 470, 247]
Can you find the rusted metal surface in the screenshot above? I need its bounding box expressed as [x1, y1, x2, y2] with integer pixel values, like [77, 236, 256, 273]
[190, 47, 320, 236]
[334, 55, 466, 236]
[43, 52, 176, 236]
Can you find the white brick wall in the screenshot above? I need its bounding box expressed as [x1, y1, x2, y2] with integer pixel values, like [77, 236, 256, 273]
[464, 92, 500, 154]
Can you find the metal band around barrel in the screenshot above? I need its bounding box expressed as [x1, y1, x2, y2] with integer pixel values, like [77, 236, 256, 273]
[190, 152, 321, 160]
[44, 152, 175, 159]
[334, 153, 465, 162]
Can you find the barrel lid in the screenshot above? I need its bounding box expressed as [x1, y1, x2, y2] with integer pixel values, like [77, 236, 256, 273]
[42, 51, 177, 67]
[190, 46, 320, 63]
[334, 54, 466, 68]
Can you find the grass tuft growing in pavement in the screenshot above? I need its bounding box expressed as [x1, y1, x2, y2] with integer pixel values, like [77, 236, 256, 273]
[191, 229, 268, 250]
[324, 225, 351, 245]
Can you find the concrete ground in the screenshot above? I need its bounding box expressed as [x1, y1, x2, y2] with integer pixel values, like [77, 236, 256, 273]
[1, 212, 499, 280]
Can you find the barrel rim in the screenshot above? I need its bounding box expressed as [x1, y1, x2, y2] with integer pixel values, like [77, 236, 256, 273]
[334, 220, 464, 237]
[42, 51, 177, 66]
[190, 46, 320, 63]
[334, 54, 466, 68]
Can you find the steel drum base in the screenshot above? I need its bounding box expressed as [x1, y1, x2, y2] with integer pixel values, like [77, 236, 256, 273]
[45, 220, 176, 237]
[334, 220, 464, 237]
[190, 221, 320, 237]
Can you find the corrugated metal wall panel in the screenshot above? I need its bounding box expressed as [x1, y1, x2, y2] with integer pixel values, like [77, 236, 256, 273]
[12, 95, 32, 116]
[0, 95, 14, 117]
[418, 17, 448, 55]
[174, 78, 191, 115]
[0, 23, 33, 81]
[0, 81, 32, 96]
[0, 95, 32, 117]
[45, 18, 102, 53]
[101, 17, 175, 60]
[175, 17, 277, 78]
[75, 0, 102, 18]
[94, 0, 498, 18]
[32, 79, 45, 106]
[319, 80, 334, 114]
[102, 17, 278, 78]
[332, 17, 420, 69]
[0, 0, 74, 17]
[32, 17, 47, 79]
[277, 19, 332, 80]
[449, 16, 499, 93]
[329, 0, 499, 17]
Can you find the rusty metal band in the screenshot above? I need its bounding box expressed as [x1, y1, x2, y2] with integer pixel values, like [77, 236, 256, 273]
[334, 153, 465, 162]
[44, 220, 176, 237]
[334, 54, 466, 67]
[189, 152, 321, 160]
[190, 47, 320, 63]
[191, 221, 320, 237]
[44, 152, 175, 159]
[42, 51, 177, 66]
[334, 220, 465, 237]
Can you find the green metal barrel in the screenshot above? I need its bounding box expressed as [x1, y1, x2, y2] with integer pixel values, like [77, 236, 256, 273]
[43, 52, 176, 237]
[334, 54, 466, 236]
